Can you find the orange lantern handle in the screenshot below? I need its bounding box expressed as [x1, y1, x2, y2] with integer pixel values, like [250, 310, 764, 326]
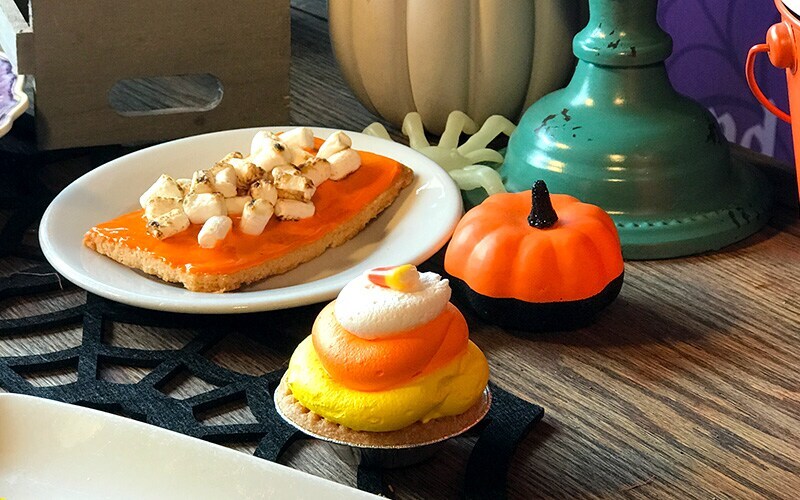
[746, 43, 792, 124]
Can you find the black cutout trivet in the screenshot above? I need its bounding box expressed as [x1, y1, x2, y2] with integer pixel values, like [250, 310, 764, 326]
[0, 165, 545, 498]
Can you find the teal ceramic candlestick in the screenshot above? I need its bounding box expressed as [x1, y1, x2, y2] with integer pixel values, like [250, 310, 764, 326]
[501, 0, 771, 259]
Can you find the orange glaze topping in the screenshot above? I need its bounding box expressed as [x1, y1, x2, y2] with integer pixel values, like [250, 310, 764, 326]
[311, 301, 469, 392]
[83, 149, 406, 276]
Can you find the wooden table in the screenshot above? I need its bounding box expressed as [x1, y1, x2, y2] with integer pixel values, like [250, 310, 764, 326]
[1, 1, 799, 498]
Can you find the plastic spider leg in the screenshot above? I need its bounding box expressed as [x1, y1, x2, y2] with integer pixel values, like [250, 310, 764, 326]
[457, 115, 517, 155]
[362, 123, 392, 140]
[401, 113, 430, 150]
[463, 148, 505, 165]
[439, 111, 479, 150]
[448, 164, 507, 195]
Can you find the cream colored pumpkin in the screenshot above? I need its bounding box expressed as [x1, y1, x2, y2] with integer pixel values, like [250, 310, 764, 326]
[328, 0, 583, 134]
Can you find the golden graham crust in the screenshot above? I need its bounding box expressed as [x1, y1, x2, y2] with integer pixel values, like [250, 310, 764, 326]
[275, 377, 490, 448]
[83, 166, 413, 293]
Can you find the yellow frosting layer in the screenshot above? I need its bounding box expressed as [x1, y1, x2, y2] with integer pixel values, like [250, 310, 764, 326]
[286, 336, 490, 432]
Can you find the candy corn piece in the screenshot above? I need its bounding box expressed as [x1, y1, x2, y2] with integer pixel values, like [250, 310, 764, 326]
[367, 264, 421, 292]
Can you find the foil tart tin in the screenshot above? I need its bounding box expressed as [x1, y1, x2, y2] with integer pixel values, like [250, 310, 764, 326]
[274, 386, 491, 469]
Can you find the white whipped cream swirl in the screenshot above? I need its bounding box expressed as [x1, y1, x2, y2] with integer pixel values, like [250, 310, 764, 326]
[334, 271, 451, 339]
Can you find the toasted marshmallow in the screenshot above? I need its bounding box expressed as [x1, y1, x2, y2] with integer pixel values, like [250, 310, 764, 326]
[144, 196, 182, 220]
[190, 170, 215, 194]
[249, 148, 290, 171]
[213, 164, 238, 198]
[299, 158, 331, 187]
[275, 199, 315, 220]
[225, 195, 252, 216]
[139, 174, 183, 208]
[271, 165, 299, 178]
[281, 127, 315, 150]
[240, 199, 274, 235]
[226, 157, 267, 188]
[250, 131, 293, 170]
[250, 130, 280, 154]
[216, 152, 254, 180]
[317, 131, 352, 160]
[198, 215, 233, 249]
[289, 146, 314, 166]
[183, 192, 226, 225]
[146, 209, 190, 240]
[175, 178, 191, 195]
[328, 148, 362, 180]
[221, 151, 244, 162]
[273, 170, 315, 201]
[253, 130, 291, 151]
[249, 179, 278, 205]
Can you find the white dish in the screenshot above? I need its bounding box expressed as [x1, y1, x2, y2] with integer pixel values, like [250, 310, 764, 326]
[40, 127, 462, 313]
[0, 394, 377, 500]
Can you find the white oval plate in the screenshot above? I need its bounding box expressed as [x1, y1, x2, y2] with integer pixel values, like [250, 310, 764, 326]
[40, 127, 462, 314]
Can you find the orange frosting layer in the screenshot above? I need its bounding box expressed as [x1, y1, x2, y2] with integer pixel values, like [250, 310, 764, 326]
[84, 149, 405, 276]
[311, 301, 469, 392]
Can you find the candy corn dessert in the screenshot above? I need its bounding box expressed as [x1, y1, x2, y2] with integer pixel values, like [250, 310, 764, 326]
[275, 265, 490, 447]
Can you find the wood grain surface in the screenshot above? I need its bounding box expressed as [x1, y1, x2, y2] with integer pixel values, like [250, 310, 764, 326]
[1, 1, 799, 498]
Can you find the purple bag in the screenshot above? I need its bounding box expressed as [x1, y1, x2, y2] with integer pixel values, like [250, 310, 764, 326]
[659, 0, 791, 162]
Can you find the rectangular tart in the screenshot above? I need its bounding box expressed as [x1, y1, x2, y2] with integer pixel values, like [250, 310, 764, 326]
[83, 150, 413, 292]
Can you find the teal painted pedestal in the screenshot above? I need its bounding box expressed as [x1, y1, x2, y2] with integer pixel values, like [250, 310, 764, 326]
[501, 0, 771, 259]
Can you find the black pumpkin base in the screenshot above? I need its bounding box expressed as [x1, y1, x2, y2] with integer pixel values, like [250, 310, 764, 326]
[449, 273, 624, 333]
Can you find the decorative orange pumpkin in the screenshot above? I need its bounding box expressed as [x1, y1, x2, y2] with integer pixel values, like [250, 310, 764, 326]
[444, 180, 624, 331]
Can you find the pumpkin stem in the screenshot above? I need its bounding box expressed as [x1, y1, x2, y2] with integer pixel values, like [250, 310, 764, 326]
[528, 180, 558, 229]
